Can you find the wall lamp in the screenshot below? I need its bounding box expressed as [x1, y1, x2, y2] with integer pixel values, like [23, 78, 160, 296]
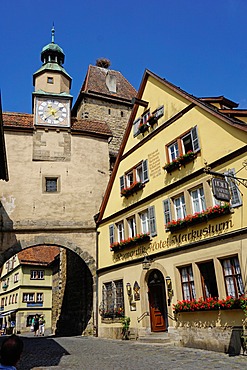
[126, 282, 132, 296]
[165, 276, 173, 303]
[142, 255, 153, 270]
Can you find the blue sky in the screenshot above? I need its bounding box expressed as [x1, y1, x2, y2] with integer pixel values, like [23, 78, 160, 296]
[1, 0, 247, 113]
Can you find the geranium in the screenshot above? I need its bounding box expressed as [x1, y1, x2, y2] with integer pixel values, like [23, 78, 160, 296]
[110, 232, 150, 251]
[121, 181, 145, 197]
[163, 151, 196, 173]
[166, 204, 231, 231]
[173, 296, 247, 313]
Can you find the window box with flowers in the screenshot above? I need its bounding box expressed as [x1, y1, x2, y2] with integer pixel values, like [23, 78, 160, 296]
[147, 114, 158, 126]
[138, 121, 149, 134]
[166, 204, 231, 232]
[173, 296, 247, 314]
[163, 151, 197, 174]
[110, 232, 150, 252]
[121, 181, 145, 197]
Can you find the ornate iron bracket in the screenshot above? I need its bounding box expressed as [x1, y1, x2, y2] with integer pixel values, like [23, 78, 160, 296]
[204, 160, 247, 188]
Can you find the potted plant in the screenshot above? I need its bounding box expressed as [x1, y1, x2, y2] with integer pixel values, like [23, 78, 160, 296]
[121, 316, 130, 340]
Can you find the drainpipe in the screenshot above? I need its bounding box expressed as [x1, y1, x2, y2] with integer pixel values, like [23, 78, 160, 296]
[95, 230, 99, 337]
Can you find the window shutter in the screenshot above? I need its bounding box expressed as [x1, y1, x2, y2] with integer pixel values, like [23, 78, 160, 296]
[163, 199, 172, 225]
[133, 118, 141, 137]
[120, 176, 125, 192]
[191, 126, 200, 152]
[148, 206, 157, 237]
[225, 169, 242, 207]
[142, 159, 149, 183]
[109, 224, 114, 245]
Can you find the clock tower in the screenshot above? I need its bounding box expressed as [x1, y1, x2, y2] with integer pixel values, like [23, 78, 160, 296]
[33, 27, 72, 127]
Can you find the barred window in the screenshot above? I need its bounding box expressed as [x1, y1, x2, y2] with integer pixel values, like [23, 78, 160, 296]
[101, 280, 124, 319]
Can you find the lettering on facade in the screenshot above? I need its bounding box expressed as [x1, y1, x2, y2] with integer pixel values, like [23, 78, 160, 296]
[148, 149, 161, 179]
[113, 219, 234, 262]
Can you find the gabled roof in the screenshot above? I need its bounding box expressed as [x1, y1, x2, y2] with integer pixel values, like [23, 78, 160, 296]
[2, 112, 112, 138]
[18, 246, 60, 266]
[96, 69, 247, 223]
[72, 65, 137, 114]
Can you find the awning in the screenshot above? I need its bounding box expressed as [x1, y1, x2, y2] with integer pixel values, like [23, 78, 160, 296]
[0, 310, 17, 318]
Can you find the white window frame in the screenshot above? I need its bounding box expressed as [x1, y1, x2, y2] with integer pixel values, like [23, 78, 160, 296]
[23, 293, 35, 303]
[168, 142, 179, 161]
[117, 221, 124, 242]
[127, 217, 137, 238]
[140, 211, 149, 234]
[174, 194, 186, 220]
[190, 187, 206, 213]
[36, 293, 43, 302]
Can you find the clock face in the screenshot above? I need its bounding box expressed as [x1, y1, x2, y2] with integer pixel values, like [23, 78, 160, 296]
[37, 99, 68, 125]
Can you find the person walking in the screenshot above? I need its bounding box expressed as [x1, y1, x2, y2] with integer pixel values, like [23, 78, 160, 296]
[0, 334, 23, 370]
[33, 315, 39, 337]
[39, 315, 45, 336]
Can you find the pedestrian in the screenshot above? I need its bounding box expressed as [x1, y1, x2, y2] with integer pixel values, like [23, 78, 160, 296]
[33, 314, 39, 337]
[39, 315, 45, 336]
[0, 334, 23, 370]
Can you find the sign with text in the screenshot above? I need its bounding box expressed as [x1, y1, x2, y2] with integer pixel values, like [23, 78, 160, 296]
[212, 177, 231, 202]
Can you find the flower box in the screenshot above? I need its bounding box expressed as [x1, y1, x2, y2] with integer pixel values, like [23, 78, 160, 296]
[121, 181, 145, 197]
[166, 204, 231, 232]
[138, 122, 149, 134]
[110, 233, 150, 252]
[173, 296, 247, 314]
[163, 151, 197, 173]
[147, 115, 158, 126]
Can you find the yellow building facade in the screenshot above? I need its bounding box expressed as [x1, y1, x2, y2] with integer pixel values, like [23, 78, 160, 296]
[96, 70, 247, 353]
[0, 246, 59, 334]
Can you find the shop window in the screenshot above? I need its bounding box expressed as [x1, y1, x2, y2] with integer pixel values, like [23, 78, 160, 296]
[127, 216, 137, 238]
[30, 270, 44, 280]
[198, 261, 218, 299]
[174, 194, 186, 220]
[190, 186, 206, 213]
[23, 293, 35, 303]
[179, 265, 196, 300]
[221, 256, 244, 298]
[102, 280, 124, 318]
[166, 126, 200, 162]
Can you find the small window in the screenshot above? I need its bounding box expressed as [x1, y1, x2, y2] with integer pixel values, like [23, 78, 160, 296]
[47, 77, 54, 84]
[190, 187, 206, 213]
[30, 270, 44, 280]
[117, 221, 124, 242]
[36, 293, 43, 302]
[108, 109, 111, 115]
[174, 194, 186, 220]
[14, 273, 19, 283]
[127, 216, 136, 238]
[102, 280, 124, 318]
[23, 293, 35, 303]
[221, 256, 244, 298]
[45, 178, 58, 192]
[121, 111, 124, 117]
[198, 261, 218, 299]
[179, 265, 196, 300]
[15, 294, 18, 304]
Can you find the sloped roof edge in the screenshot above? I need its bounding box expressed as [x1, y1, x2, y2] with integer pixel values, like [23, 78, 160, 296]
[96, 69, 247, 224]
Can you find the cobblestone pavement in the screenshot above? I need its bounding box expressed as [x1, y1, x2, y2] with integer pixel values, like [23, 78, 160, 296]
[1, 335, 247, 370]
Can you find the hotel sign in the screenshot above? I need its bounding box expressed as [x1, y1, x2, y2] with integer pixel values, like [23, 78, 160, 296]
[212, 177, 231, 202]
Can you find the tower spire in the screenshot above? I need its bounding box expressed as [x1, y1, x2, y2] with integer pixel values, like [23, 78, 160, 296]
[51, 24, 55, 43]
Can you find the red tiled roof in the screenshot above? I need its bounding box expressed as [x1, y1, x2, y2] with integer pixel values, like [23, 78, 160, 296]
[18, 246, 60, 266]
[2, 112, 112, 137]
[3, 112, 33, 128]
[71, 117, 112, 137]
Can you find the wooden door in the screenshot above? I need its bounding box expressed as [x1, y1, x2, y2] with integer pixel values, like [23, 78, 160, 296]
[148, 270, 167, 332]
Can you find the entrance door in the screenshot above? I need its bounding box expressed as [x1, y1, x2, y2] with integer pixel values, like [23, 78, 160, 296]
[148, 270, 167, 332]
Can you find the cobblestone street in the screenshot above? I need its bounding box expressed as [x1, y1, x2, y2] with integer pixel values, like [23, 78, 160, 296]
[1, 335, 246, 370]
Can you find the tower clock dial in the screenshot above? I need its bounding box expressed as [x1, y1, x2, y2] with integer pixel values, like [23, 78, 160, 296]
[37, 99, 68, 126]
